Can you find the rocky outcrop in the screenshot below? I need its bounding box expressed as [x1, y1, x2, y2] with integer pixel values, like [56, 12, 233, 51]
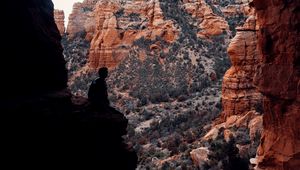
[219, 0, 254, 17]
[66, 0, 97, 40]
[87, 1, 121, 69]
[204, 110, 262, 141]
[252, 0, 300, 169]
[200, 110, 262, 168]
[190, 147, 209, 167]
[221, 15, 262, 119]
[65, 0, 179, 69]
[182, 0, 229, 38]
[88, 0, 178, 69]
[202, 13, 263, 168]
[2, 0, 137, 169]
[65, 0, 252, 72]
[54, 9, 65, 35]
[221, 4, 252, 17]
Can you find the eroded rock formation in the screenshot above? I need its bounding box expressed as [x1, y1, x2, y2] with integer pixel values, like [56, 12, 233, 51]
[202, 10, 264, 169]
[221, 2, 253, 17]
[67, 0, 97, 40]
[190, 147, 209, 167]
[88, 0, 178, 69]
[252, 0, 300, 169]
[65, 0, 251, 73]
[182, 0, 229, 38]
[221, 15, 262, 119]
[54, 9, 65, 35]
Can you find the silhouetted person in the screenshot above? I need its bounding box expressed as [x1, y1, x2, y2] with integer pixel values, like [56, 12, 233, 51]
[88, 67, 110, 109]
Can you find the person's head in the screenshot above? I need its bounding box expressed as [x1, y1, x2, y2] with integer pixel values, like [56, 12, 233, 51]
[98, 67, 108, 79]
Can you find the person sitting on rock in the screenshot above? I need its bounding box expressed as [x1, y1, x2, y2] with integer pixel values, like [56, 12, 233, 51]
[88, 67, 110, 109]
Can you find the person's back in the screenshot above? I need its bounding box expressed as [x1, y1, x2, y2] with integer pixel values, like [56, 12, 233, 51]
[88, 67, 110, 108]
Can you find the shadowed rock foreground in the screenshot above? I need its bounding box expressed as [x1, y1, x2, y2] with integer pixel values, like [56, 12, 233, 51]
[2, 0, 137, 169]
[3, 93, 137, 169]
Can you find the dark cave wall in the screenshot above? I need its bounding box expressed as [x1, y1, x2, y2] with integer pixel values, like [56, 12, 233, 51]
[3, 0, 67, 97]
[1, 1, 137, 169]
[2, 2, 137, 169]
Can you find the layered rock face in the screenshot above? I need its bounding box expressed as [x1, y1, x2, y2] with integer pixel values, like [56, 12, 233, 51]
[252, 0, 300, 169]
[221, 15, 262, 119]
[221, 1, 253, 17]
[88, 0, 178, 69]
[220, 1, 300, 169]
[87, 1, 122, 69]
[182, 0, 255, 39]
[54, 9, 65, 35]
[65, 0, 250, 73]
[67, 0, 98, 40]
[182, 0, 229, 38]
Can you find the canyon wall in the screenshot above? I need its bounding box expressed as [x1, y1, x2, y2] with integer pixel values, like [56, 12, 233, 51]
[204, 13, 263, 169]
[54, 9, 65, 35]
[66, 0, 98, 40]
[88, 0, 178, 69]
[64, 0, 250, 98]
[221, 15, 262, 119]
[65, 0, 250, 71]
[3, 0, 67, 96]
[252, 0, 300, 169]
[221, 1, 300, 169]
[182, 0, 229, 39]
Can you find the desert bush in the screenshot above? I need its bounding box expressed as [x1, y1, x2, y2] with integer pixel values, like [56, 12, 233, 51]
[204, 129, 249, 170]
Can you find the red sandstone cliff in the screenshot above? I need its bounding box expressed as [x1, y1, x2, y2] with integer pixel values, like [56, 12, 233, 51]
[182, 0, 229, 38]
[67, 0, 97, 40]
[88, 0, 178, 69]
[252, 0, 300, 169]
[66, 0, 250, 70]
[222, 15, 262, 119]
[204, 16, 264, 165]
[54, 9, 65, 35]
[220, 1, 300, 169]
[221, 1, 253, 17]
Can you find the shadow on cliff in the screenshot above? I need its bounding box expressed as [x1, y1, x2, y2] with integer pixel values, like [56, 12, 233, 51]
[3, 92, 138, 169]
[2, 0, 137, 169]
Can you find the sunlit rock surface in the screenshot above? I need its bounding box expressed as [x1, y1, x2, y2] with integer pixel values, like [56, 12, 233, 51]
[54, 9, 65, 35]
[222, 15, 262, 119]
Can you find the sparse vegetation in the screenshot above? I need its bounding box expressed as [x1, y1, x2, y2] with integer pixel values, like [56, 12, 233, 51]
[203, 129, 249, 170]
[115, 8, 124, 18]
[64, 0, 257, 169]
[62, 31, 90, 78]
[226, 14, 247, 37]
